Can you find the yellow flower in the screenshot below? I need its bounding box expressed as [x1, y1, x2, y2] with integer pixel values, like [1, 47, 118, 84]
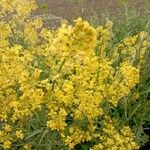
[91, 144, 104, 150]
[15, 130, 24, 140]
[0, 0, 146, 148]
[3, 140, 11, 149]
[47, 108, 67, 131]
[3, 125, 12, 132]
[24, 144, 32, 150]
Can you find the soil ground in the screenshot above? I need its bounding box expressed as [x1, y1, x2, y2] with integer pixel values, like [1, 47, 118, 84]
[36, 0, 149, 21]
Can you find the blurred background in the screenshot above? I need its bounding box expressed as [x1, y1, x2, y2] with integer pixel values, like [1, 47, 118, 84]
[36, 0, 150, 23]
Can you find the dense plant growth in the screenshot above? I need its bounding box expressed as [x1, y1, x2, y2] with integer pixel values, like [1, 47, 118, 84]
[0, 0, 150, 149]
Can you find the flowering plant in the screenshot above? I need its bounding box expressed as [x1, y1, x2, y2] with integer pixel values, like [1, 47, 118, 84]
[0, 0, 149, 149]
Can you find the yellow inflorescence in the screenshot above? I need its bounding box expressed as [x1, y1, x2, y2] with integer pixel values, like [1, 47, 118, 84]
[3, 140, 12, 149]
[92, 117, 139, 150]
[0, 0, 149, 149]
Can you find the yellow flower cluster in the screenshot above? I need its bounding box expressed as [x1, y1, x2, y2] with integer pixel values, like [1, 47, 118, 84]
[96, 20, 113, 57]
[0, 0, 37, 19]
[92, 117, 139, 150]
[62, 126, 92, 149]
[112, 32, 150, 66]
[0, 0, 149, 149]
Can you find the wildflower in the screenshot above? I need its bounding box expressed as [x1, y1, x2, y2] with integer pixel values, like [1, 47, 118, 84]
[16, 130, 24, 140]
[24, 144, 32, 150]
[3, 125, 12, 132]
[3, 140, 11, 149]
